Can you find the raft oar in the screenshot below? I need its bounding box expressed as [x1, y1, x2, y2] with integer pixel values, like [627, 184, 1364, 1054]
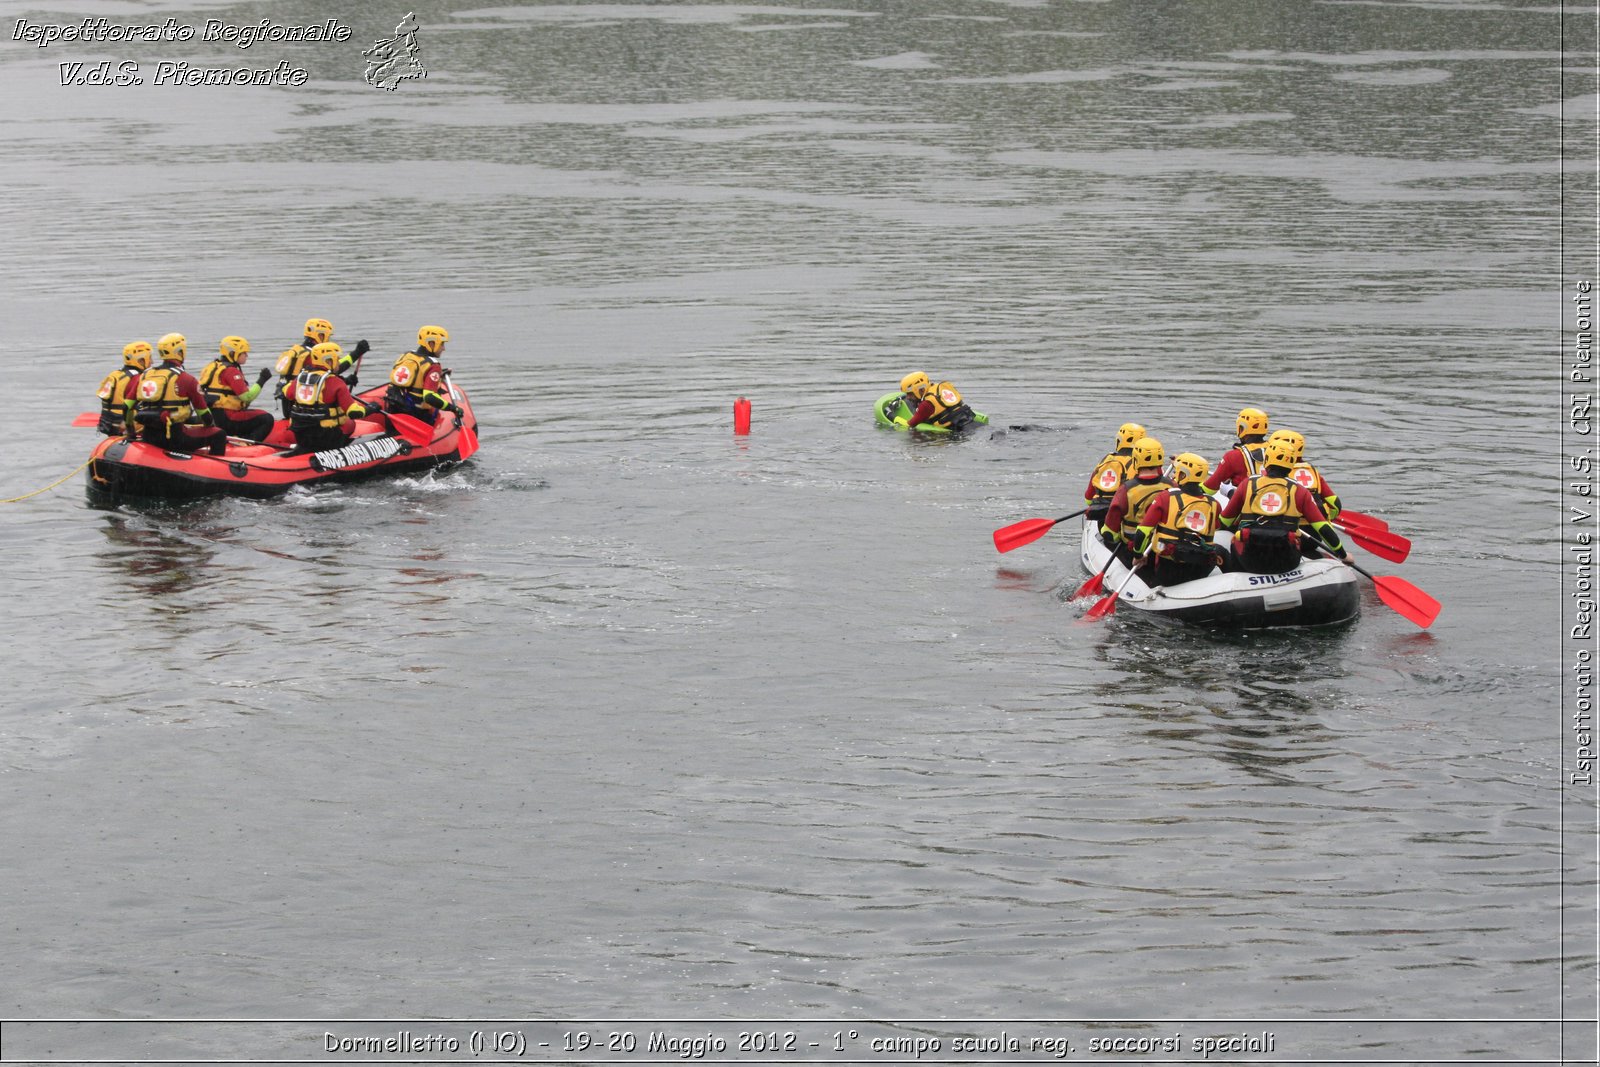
[386, 412, 437, 448]
[1072, 549, 1118, 599]
[444, 371, 478, 457]
[1334, 520, 1410, 564]
[993, 507, 1088, 553]
[1346, 560, 1440, 629]
[72, 412, 100, 427]
[1337, 507, 1388, 532]
[1085, 552, 1149, 620]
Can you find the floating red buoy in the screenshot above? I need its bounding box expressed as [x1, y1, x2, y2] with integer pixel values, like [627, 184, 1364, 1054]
[734, 396, 751, 435]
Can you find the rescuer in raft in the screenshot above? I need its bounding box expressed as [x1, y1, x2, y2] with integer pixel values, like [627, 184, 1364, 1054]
[95, 341, 152, 436]
[1083, 422, 1147, 527]
[196, 336, 275, 443]
[1129, 452, 1227, 586]
[1100, 437, 1171, 565]
[1268, 428, 1344, 527]
[273, 318, 368, 418]
[1204, 406, 1270, 495]
[286, 342, 394, 452]
[1218, 433, 1350, 574]
[384, 325, 458, 424]
[129, 334, 228, 455]
[899, 373, 979, 432]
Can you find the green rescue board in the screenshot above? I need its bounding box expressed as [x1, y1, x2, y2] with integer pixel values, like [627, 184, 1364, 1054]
[873, 393, 989, 434]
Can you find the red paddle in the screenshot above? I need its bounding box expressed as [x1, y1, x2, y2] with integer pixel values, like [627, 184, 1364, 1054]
[1086, 553, 1149, 620]
[72, 412, 99, 427]
[455, 412, 478, 458]
[386, 412, 436, 447]
[444, 371, 478, 458]
[1347, 560, 1440, 629]
[1337, 508, 1388, 532]
[1334, 520, 1411, 564]
[993, 508, 1088, 553]
[1073, 550, 1118, 599]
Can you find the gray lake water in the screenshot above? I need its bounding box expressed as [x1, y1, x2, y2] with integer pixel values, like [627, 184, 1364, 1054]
[1, 0, 1595, 1062]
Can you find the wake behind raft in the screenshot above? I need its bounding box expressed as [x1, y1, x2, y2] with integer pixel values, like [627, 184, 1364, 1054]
[86, 380, 479, 502]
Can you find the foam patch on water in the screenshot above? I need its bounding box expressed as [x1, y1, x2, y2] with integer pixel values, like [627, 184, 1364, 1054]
[853, 52, 941, 70]
[992, 147, 1551, 203]
[729, 21, 855, 32]
[1225, 48, 1567, 65]
[941, 68, 1120, 84]
[1333, 68, 1454, 85]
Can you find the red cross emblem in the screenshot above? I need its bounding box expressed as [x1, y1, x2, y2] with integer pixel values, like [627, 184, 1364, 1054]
[1292, 467, 1316, 489]
[1097, 468, 1120, 490]
[138, 380, 159, 399]
[1258, 490, 1286, 514]
[296, 384, 316, 403]
[393, 365, 413, 385]
[939, 387, 958, 405]
[1182, 508, 1208, 531]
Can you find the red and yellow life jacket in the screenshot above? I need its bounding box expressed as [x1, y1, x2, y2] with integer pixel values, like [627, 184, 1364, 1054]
[1115, 476, 1170, 538]
[1235, 473, 1304, 528]
[1150, 488, 1219, 554]
[388, 350, 442, 409]
[198, 359, 246, 411]
[1288, 461, 1326, 495]
[921, 383, 966, 428]
[1234, 441, 1266, 479]
[133, 366, 194, 426]
[96, 368, 140, 431]
[288, 371, 350, 430]
[1087, 451, 1134, 504]
[275, 344, 312, 379]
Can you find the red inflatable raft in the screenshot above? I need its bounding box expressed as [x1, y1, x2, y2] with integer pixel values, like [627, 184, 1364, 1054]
[86, 379, 480, 502]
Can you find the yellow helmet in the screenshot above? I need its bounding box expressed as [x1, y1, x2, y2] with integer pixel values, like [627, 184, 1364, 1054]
[307, 342, 344, 372]
[157, 333, 186, 364]
[418, 324, 449, 355]
[1236, 407, 1269, 439]
[1116, 422, 1146, 450]
[1263, 434, 1301, 469]
[900, 372, 930, 397]
[122, 341, 152, 370]
[303, 318, 334, 344]
[1268, 428, 1305, 456]
[218, 335, 250, 363]
[1130, 436, 1164, 470]
[1170, 452, 1208, 484]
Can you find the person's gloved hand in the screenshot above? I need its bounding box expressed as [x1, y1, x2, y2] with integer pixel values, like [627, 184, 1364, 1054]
[256, 368, 273, 385]
[352, 339, 371, 358]
[346, 376, 358, 389]
[1101, 530, 1118, 551]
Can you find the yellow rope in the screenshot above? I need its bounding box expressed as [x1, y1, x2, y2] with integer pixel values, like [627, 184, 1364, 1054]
[1, 456, 94, 503]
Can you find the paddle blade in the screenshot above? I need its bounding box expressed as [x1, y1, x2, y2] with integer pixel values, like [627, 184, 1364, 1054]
[1084, 590, 1120, 620]
[387, 412, 435, 447]
[73, 412, 99, 427]
[1371, 574, 1441, 629]
[993, 517, 1056, 553]
[442, 372, 478, 458]
[1337, 522, 1411, 564]
[1337, 508, 1388, 532]
[1072, 570, 1107, 599]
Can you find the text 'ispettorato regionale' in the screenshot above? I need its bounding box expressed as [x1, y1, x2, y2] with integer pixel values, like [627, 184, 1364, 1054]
[12, 17, 353, 49]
